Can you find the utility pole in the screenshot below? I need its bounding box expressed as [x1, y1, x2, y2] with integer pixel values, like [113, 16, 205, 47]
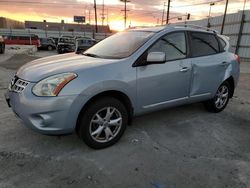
[207, 2, 215, 28]
[121, 0, 130, 29]
[106, 8, 109, 25]
[166, 0, 171, 24]
[161, 2, 166, 25]
[88, 9, 91, 24]
[221, 0, 229, 34]
[235, 0, 247, 54]
[101, 0, 105, 26]
[94, 0, 98, 33]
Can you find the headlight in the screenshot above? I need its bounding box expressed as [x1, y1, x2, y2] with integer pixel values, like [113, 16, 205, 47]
[32, 73, 77, 96]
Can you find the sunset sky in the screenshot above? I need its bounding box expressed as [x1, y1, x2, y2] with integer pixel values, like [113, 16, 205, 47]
[0, 0, 249, 31]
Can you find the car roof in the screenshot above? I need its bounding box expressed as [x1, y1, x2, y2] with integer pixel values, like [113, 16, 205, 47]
[128, 26, 166, 33]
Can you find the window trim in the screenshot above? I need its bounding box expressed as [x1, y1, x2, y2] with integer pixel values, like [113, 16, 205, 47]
[133, 31, 190, 67]
[188, 31, 223, 58]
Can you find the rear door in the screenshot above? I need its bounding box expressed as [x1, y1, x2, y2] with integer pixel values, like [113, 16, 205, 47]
[188, 31, 228, 100]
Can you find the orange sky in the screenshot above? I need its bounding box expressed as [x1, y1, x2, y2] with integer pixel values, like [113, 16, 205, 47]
[0, 0, 249, 31]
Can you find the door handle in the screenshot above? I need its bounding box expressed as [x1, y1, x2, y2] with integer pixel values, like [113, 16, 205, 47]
[220, 62, 230, 66]
[180, 67, 189, 72]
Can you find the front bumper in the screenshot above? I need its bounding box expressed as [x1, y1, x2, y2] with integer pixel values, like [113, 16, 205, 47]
[5, 83, 79, 135]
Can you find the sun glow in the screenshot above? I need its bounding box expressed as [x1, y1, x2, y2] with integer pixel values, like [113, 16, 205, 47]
[109, 21, 125, 31]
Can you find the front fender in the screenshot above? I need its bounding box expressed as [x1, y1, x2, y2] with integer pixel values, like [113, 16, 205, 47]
[64, 80, 136, 130]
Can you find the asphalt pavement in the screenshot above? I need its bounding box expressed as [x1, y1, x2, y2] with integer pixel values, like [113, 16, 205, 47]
[0, 50, 249, 188]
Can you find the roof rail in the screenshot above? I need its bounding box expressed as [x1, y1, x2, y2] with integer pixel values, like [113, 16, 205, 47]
[168, 23, 219, 34]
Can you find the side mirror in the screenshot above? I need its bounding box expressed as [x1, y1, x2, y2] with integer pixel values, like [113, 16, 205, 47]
[147, 52, 166, 64]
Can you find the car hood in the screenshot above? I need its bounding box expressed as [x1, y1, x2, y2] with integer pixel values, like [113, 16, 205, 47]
[16, 53, 116, 82]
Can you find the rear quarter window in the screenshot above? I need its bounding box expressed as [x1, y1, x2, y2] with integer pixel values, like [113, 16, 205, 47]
[190, 32, 220, 57]
[218, 37, 226, 49]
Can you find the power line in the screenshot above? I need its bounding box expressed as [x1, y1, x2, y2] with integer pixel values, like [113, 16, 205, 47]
[171, 0, 224, 9]
[0, 0, 226, 11]
[0, 0, 247, 25]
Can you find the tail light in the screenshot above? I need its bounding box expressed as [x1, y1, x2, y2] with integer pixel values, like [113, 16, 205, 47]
[234, 54, 240, 64]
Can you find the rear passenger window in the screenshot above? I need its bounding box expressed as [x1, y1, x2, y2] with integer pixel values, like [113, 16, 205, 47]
[190, 32, 220, 57]
[31, 36, 39, 40]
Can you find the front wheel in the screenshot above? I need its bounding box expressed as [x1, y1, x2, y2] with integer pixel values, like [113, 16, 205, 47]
[78, 97, 128, 149]
[0, 45, 4, 54]
[204, 81, 231, 113]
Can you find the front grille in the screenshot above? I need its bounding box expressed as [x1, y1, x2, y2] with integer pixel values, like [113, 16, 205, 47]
[9, 76, 29, 93]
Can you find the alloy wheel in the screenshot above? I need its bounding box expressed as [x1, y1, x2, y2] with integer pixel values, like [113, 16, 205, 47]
[89, 107, 122, 143]
[214, 85, 229, 109]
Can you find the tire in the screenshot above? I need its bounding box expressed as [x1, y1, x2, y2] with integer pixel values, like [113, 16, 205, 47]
[204, 81, 231, 113]
[57, 49, 62, 54]
[78, 97, 128, 149]
[47, 45, 53, 51]
[0, 45, 3, 54]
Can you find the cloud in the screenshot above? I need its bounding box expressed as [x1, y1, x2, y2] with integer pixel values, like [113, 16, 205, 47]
[0, 0, 248, 29]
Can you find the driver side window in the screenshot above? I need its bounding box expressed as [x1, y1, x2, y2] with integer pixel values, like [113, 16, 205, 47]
[149, 32, 187, 61]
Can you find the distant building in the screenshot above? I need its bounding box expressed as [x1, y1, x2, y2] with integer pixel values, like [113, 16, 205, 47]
[25, 21, 111, 33]
[0, 17, 25, 29]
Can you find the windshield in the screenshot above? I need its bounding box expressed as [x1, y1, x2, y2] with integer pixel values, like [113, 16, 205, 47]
[83, 31, 155, 59]
[59, 37, 75, 44]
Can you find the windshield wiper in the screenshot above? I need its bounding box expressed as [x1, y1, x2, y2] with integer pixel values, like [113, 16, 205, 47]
[83, 53, 100, 58]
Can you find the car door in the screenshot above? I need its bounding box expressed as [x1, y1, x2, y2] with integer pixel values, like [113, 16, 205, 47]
[188, 31, 227, 100]
[136, 31, 192, 111]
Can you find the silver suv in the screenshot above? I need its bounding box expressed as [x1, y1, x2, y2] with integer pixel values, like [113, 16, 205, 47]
[5, 25, 240, 149]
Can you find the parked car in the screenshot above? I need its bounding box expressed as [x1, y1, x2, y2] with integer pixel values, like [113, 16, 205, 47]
[5, 25, 240, 149]
[38, 38, 56, 51]
[0, 35, 5, 54]
[75, 37, 96, 53]
[57, 36, 75, 54]
[4, 34, 41, 47]
[51, 37, 59, 46]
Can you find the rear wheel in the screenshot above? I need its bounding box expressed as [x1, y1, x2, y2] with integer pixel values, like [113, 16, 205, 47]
[204, 81, 231, 113]
[57, 49, 62, 54]
[47, 45, 53, 51]
[78, 97, 128, 149]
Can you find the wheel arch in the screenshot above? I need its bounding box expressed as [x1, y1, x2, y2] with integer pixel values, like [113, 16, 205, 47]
[224, 76, 235, 98]
[75, 90, 134, 133]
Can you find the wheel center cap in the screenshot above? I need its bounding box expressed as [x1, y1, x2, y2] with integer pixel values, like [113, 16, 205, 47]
[103, 121, 109, 127]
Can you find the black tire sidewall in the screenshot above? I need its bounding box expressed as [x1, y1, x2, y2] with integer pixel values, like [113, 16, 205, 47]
[79, 97, 128, 149]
